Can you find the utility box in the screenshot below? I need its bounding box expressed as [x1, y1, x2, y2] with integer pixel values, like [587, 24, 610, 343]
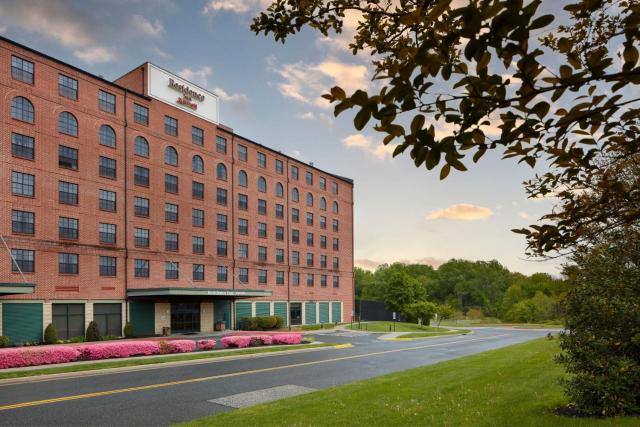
[162, 326, 171, 336]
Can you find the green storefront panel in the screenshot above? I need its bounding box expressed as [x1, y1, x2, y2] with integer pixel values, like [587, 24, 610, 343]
[305, 302, 316, 325]
[130, 301, 155, 337]
[319, 302, 330, 323]
[332, 302, 342, 323]
[273, 302, 287, 325]
[2, 303, 42, 345]
[214, 300, 232, 329]
[255, 302, 270, 317]
[235, 302, 252, 327]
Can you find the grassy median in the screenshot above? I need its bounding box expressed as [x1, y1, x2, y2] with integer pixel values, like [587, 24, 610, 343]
[182, 338, 638, 427]
[346, 321, 456, 333]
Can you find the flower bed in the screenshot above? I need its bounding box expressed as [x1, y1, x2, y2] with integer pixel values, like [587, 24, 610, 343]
[222, 333, 302, 348]
[197, 339, 217, 350]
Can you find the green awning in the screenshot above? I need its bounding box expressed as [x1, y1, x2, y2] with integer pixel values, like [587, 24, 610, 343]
[127, 287, 272, 298]
[0, 283, 35, 295]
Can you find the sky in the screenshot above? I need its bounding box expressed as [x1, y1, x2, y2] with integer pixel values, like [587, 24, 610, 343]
[0, 0, 564, 276]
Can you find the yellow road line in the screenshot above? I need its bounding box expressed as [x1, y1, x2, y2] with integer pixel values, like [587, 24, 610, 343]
[333, 343, 353, 349]
[0, 334, 508, 412]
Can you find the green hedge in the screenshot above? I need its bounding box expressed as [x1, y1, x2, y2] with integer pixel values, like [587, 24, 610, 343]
[239, 315, 283, 331]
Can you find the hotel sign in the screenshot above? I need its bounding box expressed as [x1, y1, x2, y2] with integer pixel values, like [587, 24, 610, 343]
[147, 63, 219, 124]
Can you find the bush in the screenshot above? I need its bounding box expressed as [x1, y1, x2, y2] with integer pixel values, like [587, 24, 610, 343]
[124, 322, 133, 338]
[239, 316, 283, 331]
[85, 321, 101, 342]
[0, 336, 8, 348]
[197, 339, 217, 350]
[404, 300, 437, 325]
[158, 340, 196, 354]
[272, 333, 302, 345]
[221, 336, 252, 348]
[44, 323, 58, 344]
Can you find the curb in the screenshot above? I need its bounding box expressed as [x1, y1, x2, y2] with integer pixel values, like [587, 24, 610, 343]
[380, 330, 474, 341]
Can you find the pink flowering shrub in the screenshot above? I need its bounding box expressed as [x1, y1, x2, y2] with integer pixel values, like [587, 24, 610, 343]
[159, 340, 196, 354]
[221, 336, 252, 348]
[250, 335, 273, 346]
[76, 341, 161, 361]
[0, 346, 80, 369]
[271, 334, 303, 345]
[197, 339, 217, 350]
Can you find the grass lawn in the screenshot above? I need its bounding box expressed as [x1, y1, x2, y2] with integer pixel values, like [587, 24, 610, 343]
[346, 321, 453, 333]
[438, 319, 563, 329]
[181, 338, 638, 427]
[0, 343, 332, 380]
[397, 329, 471, 339]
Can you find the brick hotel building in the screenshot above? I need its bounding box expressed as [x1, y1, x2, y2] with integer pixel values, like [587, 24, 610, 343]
[0, 37, 354, 344]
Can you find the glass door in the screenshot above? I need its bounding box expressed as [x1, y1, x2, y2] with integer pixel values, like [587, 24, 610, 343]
[290, 302, 302, 325]
[171, 302, 201, 333]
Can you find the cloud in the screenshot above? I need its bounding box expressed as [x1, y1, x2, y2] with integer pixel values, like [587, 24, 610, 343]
[425, 204, 494, 221]
[518, 211, 531, 220]
[178, 67, 248, 112]
[296, 112, 317, 120]
[316, 10, 362, 52]
[73, 46, 116, 64]
[355, 257, 446, 271]
[202, 0, 271, 14]
[131, 14, 164, 38]
[342, 134, 396, 160]
[213, 86, 249, 111]
[178, 66, 213, 86]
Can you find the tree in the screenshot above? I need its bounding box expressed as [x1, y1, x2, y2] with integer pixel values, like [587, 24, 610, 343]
[404, 300, 437, 325]
[383, 270, 425, 314]
[85, 321, 101, 342]
[252, 0, 640, 256]
[435, 304, 454, 326]
[44, 323, 58, 344]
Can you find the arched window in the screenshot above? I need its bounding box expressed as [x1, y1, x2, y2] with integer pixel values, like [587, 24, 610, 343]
[320, 197, 327, 210]
[164, 146, 178, 166]
[333, 201, 339, 214]
[134, 136, 149, 157]
[275, 182, 284, 197]
[217, 163, 227, 181]
[238, 170, 248, 187]
[11, 96, 34, 123]
[291, 188, 299, 202]
[258, 177, 267, 193]
[58, 111, 78, 136]
[306, 192, 314, 207]
[99, 124, 116, 148]
[192, 155, 204, 174]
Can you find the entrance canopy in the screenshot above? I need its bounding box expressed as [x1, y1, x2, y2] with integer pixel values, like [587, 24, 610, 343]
[127, 287, 272, 298]
[0, 282, 35, 295]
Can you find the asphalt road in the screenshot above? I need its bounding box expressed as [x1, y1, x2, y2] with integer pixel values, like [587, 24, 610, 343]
[0, 328, 551, 426]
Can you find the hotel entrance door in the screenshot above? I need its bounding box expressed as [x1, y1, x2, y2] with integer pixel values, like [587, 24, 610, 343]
[171, 302, 200, 333]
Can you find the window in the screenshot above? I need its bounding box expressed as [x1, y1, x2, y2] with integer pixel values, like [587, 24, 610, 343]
[239, 268, 249, 283]
[93, 304, 123, 337]
[99, 156, 116, 179]
[217, 214, 228, 231]
[165, 116, 178, 136]
[99, 189, 116, 212]
[99, 125, 116, 148]
[276, 271, 285, 285]
[306, 193, 314, 207]
[134, 136, 149, 157]
[320, 255, 327, 268]
[238, 144, 248, 161]
[292, 272, 300, 286]
[258, 176, 267, 193]
[133, 104, 149, 125]
[307, 232, 314, 246]
[333, 276, 340, 288]
[193, 264, 205, 281]
[276, 226, 284, 241]
[11, 56, 34, 84]
[192, 126, 204, 145]
[165, 232, 179, 251]
[217, 266, 228, 282]
[12, 210, 34, 235]
[291, 188, 299, 202]
[306, 171, 313, 185]
[238, 170, 248, 187]
[275, 182, 284, 197]
[238, 243, 248, 259]
[258, 199, 267, 215]
[192, 155, 204, 173]
[257, 152, 266, 168]
[59, 253, 78, 275]
[320, 216, 327, 229]
[100, 256, 117, 277]
[165, 146, 178, 166]
[217, 188, 227, 205]
[134, 228, 149, 248]
[216, 136, 227, 153]
[333, 257, 340, 269]
[217, 163, 227, 181]
[320, 177, 326, 190]
[275, 159, 283, 174]
[134, 197, 149, 217]
[292, 251, 300, 265]
[134, 166, 149, 187]
[52, 304, 84, 339]
[292, 229, 300, 244]
[333, 219, 339, 232]
[99, 223, 116, 244]
[276, 248, 285, 263]
[306, 212, 314, 226]
[321, 275, 327, 288]
[320, 197, 327, 210]
[165, 174, 178, 193]
[332, 181, 338, 194]
[134, 259, 149, 278]
[58, 145, 78, 170]
[291, 165, 299, 180]
[165, 203, 179, 222]
[238, 218, 248, 235]
[258, 246, 267, 261]
[258, 222, 267, 238]
[165, 262, 179, 279]
[292, 208, 299, 223]
[333, 238, 339, 250]
[258, 270, 267, 284]
[11, 97, 34, 123]
[192, 181, 204, 200]
[192, 208, 204, 227]
[193, 236, 205, 254]
[13, 172, 35, 197]
[238, 194, 248, 210]
[58, 112, 78, 136]
[217, 240, 228, 257]
[12, 133, 34, 160]
[333, 201, 339, 214]
[307, 253, 314, 267]
[58, 181, 78, 205]
[276, 204, 284, 219]
[11, 249, 34, 272]
[98, 90, 116, 113]
[58, 74, 78, 99]
[307, 273, 314, 287]
[59, 217, 78, 240]
[320, 235, 327, 249]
